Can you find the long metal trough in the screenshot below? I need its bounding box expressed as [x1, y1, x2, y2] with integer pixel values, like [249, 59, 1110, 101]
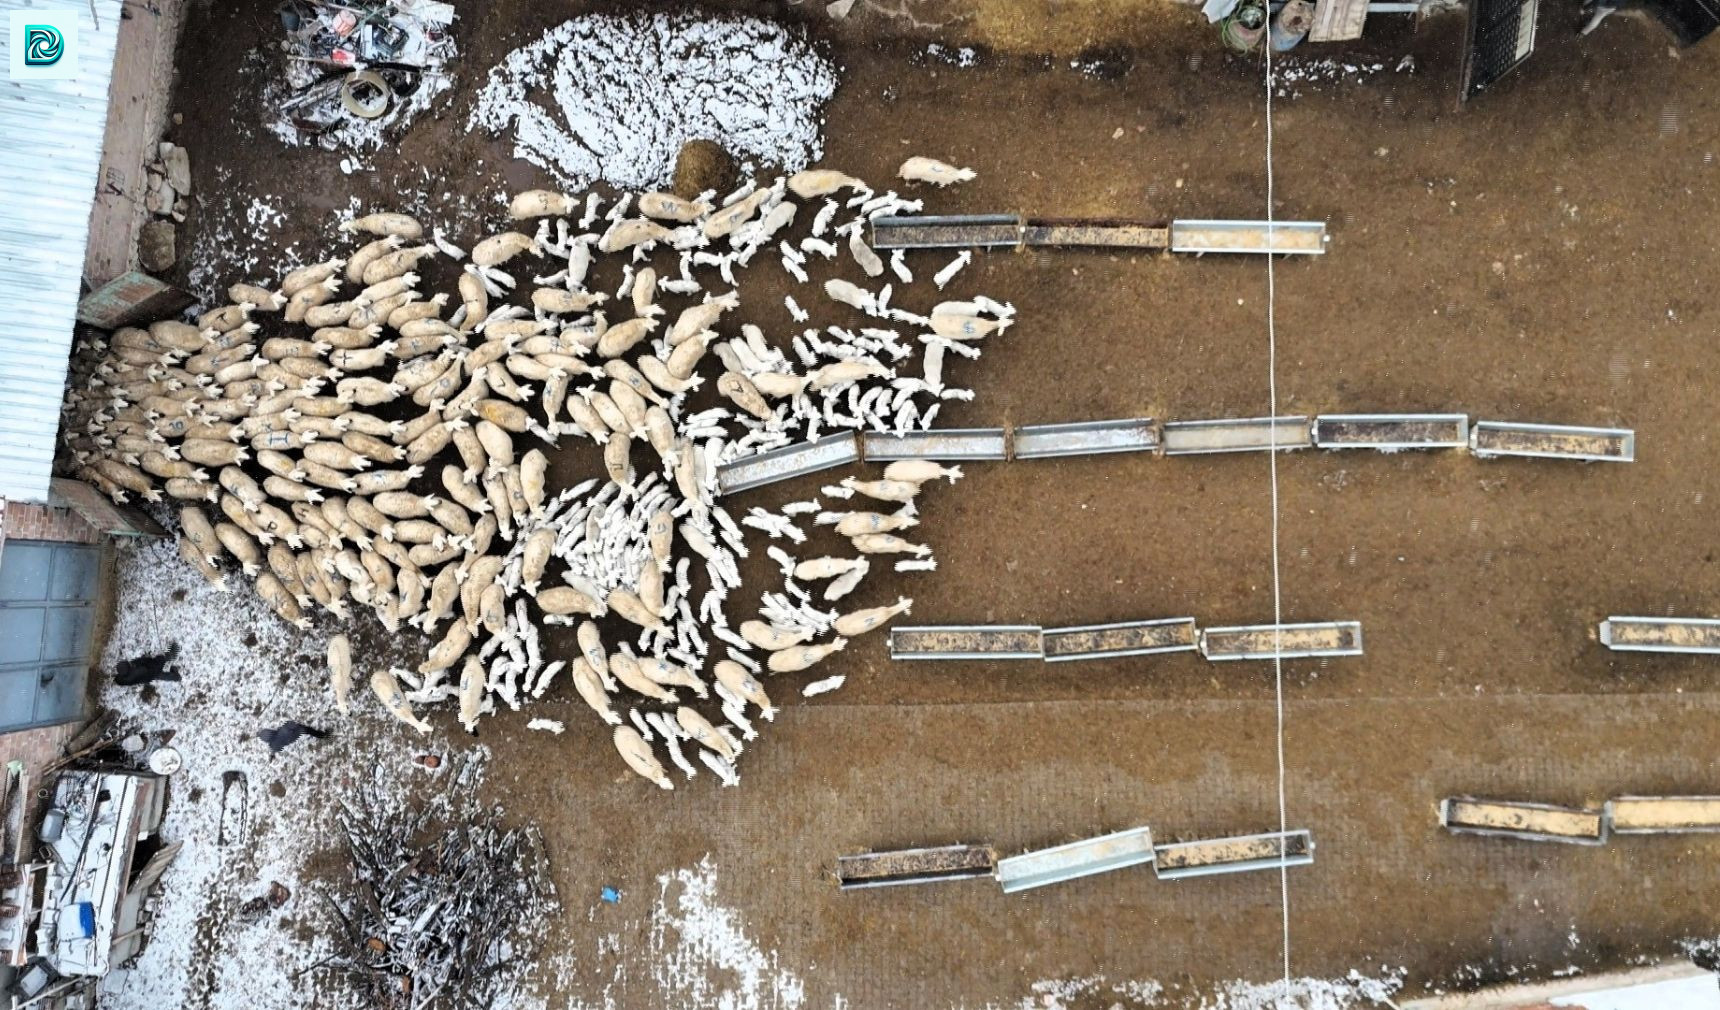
[888, 625, 1044, 661]
[1162, 416, 1313, 455]
[715, 433, 860, 495]
[1598, 616, 1720, 654]
[1153, 829, 1315, 880]
[1605, 796, 1720, 834]
[1168, 220, 1327, 255]
[1469, 421, 1635, 463]
[836, 844, 997, 890]
[996, 826, 1157, 894]
[1012, 418, 1161, 460]
[1041, 618, 1199, 661]
[1199, 621, 1363, 661]
[1439, 797, 1608, 845]
[1313, 413, 1470, 451]
[860, 428, 1009, 462]
[870, 215, 1327, 255]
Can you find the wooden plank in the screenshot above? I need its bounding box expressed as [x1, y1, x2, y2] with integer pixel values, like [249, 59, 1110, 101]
[1310, 0, 1370, 42]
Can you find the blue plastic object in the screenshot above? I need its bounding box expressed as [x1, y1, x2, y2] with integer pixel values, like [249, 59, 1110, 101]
[600, 887, 620, 904]
[76, 902, 95, 937]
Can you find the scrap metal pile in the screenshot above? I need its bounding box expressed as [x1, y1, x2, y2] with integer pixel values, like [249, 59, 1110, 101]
[270, 0, 457, 146]
[320, 761, 553, 1007]
[59, 157, 1013, 787]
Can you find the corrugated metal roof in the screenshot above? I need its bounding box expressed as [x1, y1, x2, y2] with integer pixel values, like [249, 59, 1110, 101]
[0, 0, 125, 503]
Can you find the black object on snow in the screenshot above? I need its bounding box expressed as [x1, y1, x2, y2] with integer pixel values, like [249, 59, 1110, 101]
[114, 644, 181, 686]
[257, 721, 330, 754]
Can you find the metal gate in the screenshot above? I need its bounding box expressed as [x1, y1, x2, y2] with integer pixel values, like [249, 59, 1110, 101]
[0, 540, 100, 733]
[1462, 0, 1541, 99]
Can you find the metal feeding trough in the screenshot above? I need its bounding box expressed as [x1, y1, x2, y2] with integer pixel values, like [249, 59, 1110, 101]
[1162, 416, 1313, 455]
[1011, 418, 1161, 460]
[1439, 797, 1608, 845]
[1167, 220, 1327, 255]
[996, 826, 1156, 894]
[714, 432, 860, 494]
[1199, 621, 1363, 662]
[888, 625, 1043, 661]
[836, 844, 997, 890]
[1041, 618, 1200, 662]
[1312, 413, 1470, 451]
[1153, 829, 1315, 880]
[1605, 796, 1720, 835]
[1598, 616, 1720, 654]
[870, 214, 1027, 249]
[870, 215, 1326, 255]
[860, 428, 1009, 462]
[1469, 421, 1635, 463]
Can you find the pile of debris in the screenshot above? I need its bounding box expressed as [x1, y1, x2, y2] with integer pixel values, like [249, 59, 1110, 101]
[316, 761, 553, 1007]
[138, 142, 191, 274]
[57, 156, 1010, 789]
[268, 0, 457, 151]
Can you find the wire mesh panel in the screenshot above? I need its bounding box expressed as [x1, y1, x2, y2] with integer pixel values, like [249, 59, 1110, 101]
[1462, 0, 1541, 100]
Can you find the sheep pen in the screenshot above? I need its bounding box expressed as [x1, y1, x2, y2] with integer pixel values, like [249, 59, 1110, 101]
[61, 161, 1012, 789]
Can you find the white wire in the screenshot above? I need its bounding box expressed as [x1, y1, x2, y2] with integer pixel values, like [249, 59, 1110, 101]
[1263, 25, 1292, 990]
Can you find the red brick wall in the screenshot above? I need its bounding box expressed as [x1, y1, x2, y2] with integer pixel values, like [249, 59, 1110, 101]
[1, 503, 102, 545]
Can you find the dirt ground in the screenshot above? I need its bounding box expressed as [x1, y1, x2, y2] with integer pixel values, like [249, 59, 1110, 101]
[151, 0, 1720, 1005]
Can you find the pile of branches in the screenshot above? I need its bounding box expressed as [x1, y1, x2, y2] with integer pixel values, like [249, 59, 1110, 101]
[319, 761, 553, 1008]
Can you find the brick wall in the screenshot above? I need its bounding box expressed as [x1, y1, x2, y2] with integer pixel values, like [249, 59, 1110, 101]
[0, 502, 102, 545]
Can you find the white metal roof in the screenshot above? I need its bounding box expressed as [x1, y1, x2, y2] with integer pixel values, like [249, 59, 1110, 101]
[0, 0, 124, 503]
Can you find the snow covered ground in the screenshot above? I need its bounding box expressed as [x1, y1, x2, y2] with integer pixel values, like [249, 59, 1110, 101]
[470, 13, 838, 191]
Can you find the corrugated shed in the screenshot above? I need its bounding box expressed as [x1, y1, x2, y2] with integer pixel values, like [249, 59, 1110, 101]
[0, 0, 125, 503]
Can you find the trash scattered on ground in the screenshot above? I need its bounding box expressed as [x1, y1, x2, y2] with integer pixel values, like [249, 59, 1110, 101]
[265, 0, 458, 150]
[470, 12, 837, 191]
[314, 758, 554, 1007]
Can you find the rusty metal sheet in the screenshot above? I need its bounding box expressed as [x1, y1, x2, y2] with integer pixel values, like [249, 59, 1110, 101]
[75, 271, 195, 330]
[49, 477, 167, 537]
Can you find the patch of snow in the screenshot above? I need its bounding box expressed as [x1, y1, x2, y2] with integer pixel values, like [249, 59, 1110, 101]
[469, 12, 838, 191]
[93, 536, 487, 1010]
[1193, 969, 1406, 1010]
[647, 856, 808, 1009]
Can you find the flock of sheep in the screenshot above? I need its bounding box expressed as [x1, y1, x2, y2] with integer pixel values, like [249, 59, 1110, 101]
[60, 157, 1014, 788]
